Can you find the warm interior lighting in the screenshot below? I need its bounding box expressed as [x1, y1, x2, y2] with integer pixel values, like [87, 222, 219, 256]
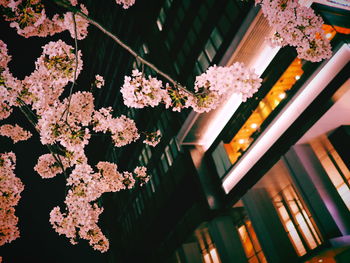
[273, 185, 323, 256]
[250, 123, 258, 129]
[222, 44, 350, 193]
[322, 24, 350, 41]
[237, 219, 267, 263]
[310, 135, 350, 211]
[209, 248, 221, 263]
[279, 93, 286, 99]
[223, 58, 304, 164]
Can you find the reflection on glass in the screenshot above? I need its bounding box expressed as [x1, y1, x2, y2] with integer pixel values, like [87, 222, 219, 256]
[310, 135, 350, 211]
[237, 219, 267, 263]
[273, 185, 322, 256]
[224, 58, 304, 165]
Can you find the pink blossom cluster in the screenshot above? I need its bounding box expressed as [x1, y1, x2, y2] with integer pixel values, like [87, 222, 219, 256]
[92, 107, 140, 147]
[0, 0, 89, 39]
[0, 40, 22, 120]
[121, 63, 262, 113]
[0, 40, 11, 69]
[193, 63, 262, 112]
[49, 162, 147, 252]
[0, 124, 32, 143]
[116, 0, 135, 9]
[143, 130, 161, 147]
[0, 37, 151, 251]
[34, 154, 69, 179]
[134, 166, 150, 186]
[0, 152, 24, 246]
[121, 69, 167, 108]
[37, 91, 93, 153]
[95, 74, 105, 89]
[256, 0, 332, 62]
[28, 40, 82, 114]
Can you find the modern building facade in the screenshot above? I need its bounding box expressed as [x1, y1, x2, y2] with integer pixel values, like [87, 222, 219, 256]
[90, 0, 350, 262]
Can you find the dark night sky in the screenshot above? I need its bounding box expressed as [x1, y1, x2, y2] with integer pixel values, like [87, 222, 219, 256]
[0, 6, 108, 263]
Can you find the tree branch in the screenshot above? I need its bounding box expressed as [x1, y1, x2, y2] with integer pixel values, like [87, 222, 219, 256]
[52, 0, 194, 95]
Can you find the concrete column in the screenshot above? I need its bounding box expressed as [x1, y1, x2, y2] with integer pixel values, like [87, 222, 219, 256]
[208, 216, 247, 263]
[242, 188, 298, 263]
[286, 144, 350, 236]
[188, 146, 225, 210]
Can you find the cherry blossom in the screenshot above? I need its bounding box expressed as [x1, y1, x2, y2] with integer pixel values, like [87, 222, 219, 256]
[134, 166, 149, 186]
[0, 0, 89, 39]
[62, 4, 89, 40]
[92, 108, 140, 147]
[143, 130, 161, 147]
[34, 154, 69, 179]
[49, 162, 143, 252]
[121, 69, 168, 108]
[95, 74, 105, 88]
[256, 0, 332, 62]
[122, 63, 262, 113]
[191, 63, 261, 112]
[0, 124, 32, 143]
[0, 152, 24, 246]
[116, 0, 135, 9]
[0, 40, 11, 69]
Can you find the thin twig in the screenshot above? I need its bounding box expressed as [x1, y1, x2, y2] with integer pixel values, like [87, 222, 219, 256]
[18, 100, 67, 176]
[61, 13, 79, 121]
[52, 0, 194, 95]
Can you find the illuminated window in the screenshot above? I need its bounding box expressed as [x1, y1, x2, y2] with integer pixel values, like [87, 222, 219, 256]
[223, 58, 304, 165]
[195, 227, 221, 263]
[310, 135, 350, 211]
[273, 185, 322, 256]
[237, 219, 267, 263]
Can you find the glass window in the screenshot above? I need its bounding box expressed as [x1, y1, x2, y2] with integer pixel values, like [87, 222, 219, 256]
[273, 185, 323, 256]
[174, 62, 180, 75]
[148, 176, 156, 193]
[169, 138, 179, 158]
[165, 0, 173, 9]
[210, 28, 223, 50]
[195, 62, 203, 75]
[197, 51, 209, 72]
[153, 168, 160, 186]
[142, 43, 149, 54]
[223, 58, 303, 167]
[309, 135, 350, 211]
[145, 144, 152, 159]
[161, 153, 169, 173]
[165, 145, 173, 166]
[204, 40, 216, 62]
[138, 155, 144, 166]
[157, 19, 163, 31]
[142, 148, 148, 165]
[164, 40, 170, 50]
[159, 8, 166, 23]
[212, 141, 232, 178]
